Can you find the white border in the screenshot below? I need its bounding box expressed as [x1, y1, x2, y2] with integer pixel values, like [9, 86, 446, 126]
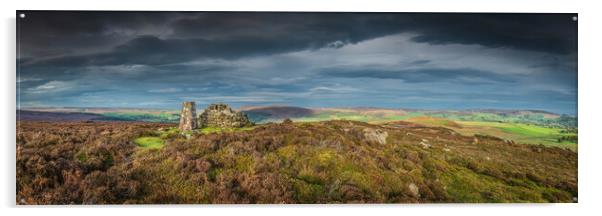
[2, 0, 601, 215]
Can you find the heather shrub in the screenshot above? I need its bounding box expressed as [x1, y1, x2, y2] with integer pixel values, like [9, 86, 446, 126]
[16, 120, 577, 204]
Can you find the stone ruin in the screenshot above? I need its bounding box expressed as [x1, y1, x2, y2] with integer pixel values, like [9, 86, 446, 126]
[178, 101, 197, 131]
[178, 102, 253, 131]
[198, 103, 254, 128]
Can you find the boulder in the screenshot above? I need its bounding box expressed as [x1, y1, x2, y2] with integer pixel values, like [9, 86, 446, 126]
[362, 128, 388, 145]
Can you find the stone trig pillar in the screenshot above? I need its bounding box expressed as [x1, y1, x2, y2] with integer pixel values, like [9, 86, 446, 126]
[179, 101, 197, 131]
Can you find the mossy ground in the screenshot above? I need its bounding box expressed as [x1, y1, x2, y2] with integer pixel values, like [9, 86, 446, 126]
[134, 126, 257, 151]
[134, 137, 165, 149]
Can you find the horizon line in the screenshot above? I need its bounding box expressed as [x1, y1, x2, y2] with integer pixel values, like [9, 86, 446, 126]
[17, 105, 577, 116]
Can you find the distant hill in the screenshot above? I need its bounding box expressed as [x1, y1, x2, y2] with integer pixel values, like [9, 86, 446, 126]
[18, 106, 576, 128]
[316, 107, 408, 117]
[16, 110, 123, 122]
[240, 105, 575, 128]
[18, 108, 179, 123]
[240, 106, 315, 122]
[423, 109, 561, 119]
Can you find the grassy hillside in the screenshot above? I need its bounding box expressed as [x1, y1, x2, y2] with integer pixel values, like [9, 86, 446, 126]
[457, 121, 577, 149]
[243, 107, 578, 150]
[242, 107, 576, 128]
[17, 120, 577, 204]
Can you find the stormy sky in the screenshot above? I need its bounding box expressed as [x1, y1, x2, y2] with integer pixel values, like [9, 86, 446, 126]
[16, 12, 578, 114]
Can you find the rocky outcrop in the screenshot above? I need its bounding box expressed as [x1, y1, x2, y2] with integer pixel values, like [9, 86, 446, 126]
[198, 103, 253, 128]
[362, 128, 388, 145]
[178, 101, 197, 131]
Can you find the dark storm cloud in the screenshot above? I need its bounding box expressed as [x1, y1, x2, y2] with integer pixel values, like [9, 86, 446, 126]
[170, 13, 406, 46]
[25, 34, 333, 67]
[321, 68, 517, 84]
[19, 12, 577, 68]
[408, 14, 577, 54]
[22, 13, 406, 67]
[409, 60, 431, 65]
[18, 11, 187, 58]
[170, 13, 577, 54]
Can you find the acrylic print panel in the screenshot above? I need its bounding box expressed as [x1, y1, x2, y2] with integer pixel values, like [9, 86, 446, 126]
[16, 11, 577, 204]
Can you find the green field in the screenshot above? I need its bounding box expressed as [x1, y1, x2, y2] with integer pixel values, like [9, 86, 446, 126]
[456, 121, 577, 150]
[134, 137, 165, 149]
[403, 117, 577, 151]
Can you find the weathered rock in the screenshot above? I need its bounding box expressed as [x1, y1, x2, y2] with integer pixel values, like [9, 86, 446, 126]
[418, 138, 431, 149]
[362, 128, 388, 145]
[198, 103, 253, 128]
[178, 101, 197, 131]
[408, 183, 420, 198]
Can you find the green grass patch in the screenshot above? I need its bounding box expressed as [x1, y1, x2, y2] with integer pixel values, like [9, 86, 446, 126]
[158, 127, 181, 139]
[134, 137, 165, 149]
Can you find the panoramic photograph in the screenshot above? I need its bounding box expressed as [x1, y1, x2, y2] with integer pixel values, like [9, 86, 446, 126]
[16, 11, 577, 204]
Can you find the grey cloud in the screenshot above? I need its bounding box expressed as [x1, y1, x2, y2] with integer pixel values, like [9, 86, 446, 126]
[170, 13, 577, 54]
[25, 34, 331, 67]
[18, 11, 188, 58]
[321, 67, 518, 84]
[19, 12, 577, 69]
[408, 14, 577, 54]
